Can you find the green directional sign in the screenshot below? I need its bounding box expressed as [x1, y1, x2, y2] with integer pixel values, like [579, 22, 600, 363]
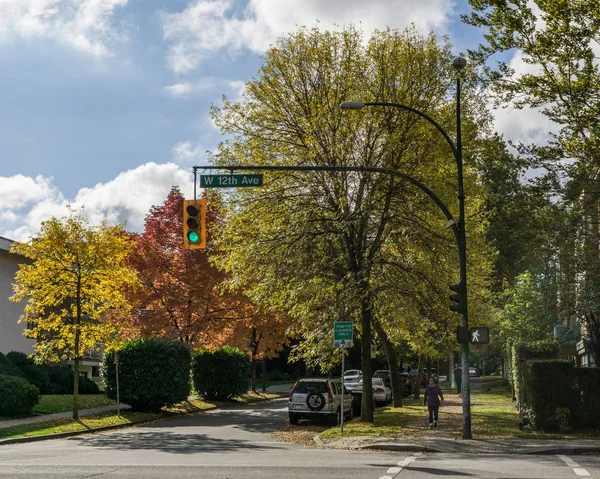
[334, 321, 353, 348]
[200, 174, 263, 188]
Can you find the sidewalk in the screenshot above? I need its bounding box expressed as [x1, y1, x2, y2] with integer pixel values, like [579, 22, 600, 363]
[0, 404, 131, 429]
[319, 435, 600, 455]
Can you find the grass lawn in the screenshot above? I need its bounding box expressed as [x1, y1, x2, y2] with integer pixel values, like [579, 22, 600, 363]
[34, 395, 117, 415]
[320, 379, 600, 441]
[0, 411, 160, 440]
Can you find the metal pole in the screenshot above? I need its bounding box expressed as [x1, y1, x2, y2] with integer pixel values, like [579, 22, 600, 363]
[455, 73, 472, 439]
[114, 351, 120, 417]
[340, 345, 345, 433]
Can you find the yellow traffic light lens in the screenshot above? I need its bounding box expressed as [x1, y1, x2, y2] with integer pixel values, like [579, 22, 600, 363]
[187, 218, 200, 229]
[187, 231, 200, 243]
[186, 205, 200, 216]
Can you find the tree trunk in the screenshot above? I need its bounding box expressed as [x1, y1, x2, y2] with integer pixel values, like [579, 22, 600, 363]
[251, 352, 257, 393]
[73, 329, 80, 420]
[360, 296, 374, 422]
[413, 355, 422, 400]
[371, 319, 402, 407]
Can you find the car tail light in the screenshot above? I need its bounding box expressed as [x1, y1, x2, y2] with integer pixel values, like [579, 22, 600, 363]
[374, 387, 384, 393]
[327, 383, 333, 403]
[289, 381, 298, 401]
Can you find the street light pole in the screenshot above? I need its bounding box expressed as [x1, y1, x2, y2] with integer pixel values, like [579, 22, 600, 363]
[339, 56, 472, 438]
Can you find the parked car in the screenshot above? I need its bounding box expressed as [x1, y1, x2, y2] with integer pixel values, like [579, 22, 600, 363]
[343, 369, 362, 382]
[469, 367, 478, 377]
[372, 377, 392, 405]
[343, 377, 363, 393]
[288, 378, 352, 425]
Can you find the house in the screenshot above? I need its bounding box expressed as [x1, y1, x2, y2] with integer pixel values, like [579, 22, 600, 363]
[0, 235, 101, 381]
[0, 235, 35, 355]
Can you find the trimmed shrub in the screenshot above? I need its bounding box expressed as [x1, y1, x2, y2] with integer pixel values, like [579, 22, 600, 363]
[0, 374, 39, 417]
[103, 338, 191, 412]
[519, 360, 579, 431]
[46, 366, 74, 394]
[575, 367, 600, 428]
[21, 365, 51, 394]
[6, 351, 34, 367]
[78, 376, 101, 394]
[192, 346, 251, 400]
[0, 352, 25, 378]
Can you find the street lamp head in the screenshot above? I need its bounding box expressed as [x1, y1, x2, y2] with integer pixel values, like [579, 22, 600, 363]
[339, 101, 365, 110]
[452, 56, 467, 72]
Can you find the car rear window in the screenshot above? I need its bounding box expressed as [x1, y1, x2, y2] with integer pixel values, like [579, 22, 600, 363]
[295, 381, 328, 394]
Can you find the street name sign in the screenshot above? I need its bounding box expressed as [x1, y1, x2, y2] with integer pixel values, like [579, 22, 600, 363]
[200, 174, 263, 188]
[469, 327, 489, 344]
[334, 321, 353, 348]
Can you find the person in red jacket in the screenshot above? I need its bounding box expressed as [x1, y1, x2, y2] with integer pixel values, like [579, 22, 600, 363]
[423, 377, 444, 429]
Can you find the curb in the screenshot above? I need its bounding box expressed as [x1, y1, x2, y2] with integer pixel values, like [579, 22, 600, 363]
[313, 434, 325, 447]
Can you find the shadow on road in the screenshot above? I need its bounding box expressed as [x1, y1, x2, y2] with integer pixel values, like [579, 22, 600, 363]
[71, 430, 287, 454]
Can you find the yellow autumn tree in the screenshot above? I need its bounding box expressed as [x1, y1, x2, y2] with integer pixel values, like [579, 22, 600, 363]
[10, 208, 139, 419]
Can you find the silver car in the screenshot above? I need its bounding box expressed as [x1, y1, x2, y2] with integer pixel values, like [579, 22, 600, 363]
[288, 378, 352, 425]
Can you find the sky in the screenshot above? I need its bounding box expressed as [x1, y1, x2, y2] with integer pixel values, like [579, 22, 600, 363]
[0, 0, 553, 242]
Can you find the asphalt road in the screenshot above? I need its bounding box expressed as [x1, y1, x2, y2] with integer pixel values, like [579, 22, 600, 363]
[0, 398, 598, 478]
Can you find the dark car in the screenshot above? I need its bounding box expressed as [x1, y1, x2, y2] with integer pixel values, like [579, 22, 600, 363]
[374, 370, 412, 397]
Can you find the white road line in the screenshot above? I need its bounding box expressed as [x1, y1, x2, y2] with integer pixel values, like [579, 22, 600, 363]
[387, 467, 402, 473]
[378, 476, 393, 479]
[573, 468, 590, 477]
[557, 454, 590, 477]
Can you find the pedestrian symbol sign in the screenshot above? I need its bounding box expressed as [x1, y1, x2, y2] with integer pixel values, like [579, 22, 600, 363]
[334, 321, 353, 348]
[469, 327, 489, 344]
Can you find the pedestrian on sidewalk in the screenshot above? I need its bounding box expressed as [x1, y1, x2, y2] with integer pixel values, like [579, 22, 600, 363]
[423, 377, 444, 429]
[454, 366, 462, 396]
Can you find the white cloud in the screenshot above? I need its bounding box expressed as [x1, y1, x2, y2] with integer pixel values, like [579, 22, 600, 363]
[171, 141, 208, 163]
[165, 77, 247, 98]
[162, 0, 455, 73]
[1, 163, 194, 242]
[490, 50, 559, 146]
[0, 0, 129, 56]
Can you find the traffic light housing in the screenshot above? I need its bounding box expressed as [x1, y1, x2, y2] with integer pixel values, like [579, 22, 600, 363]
[183, 199, 206, 249]
[449, 282, 464, 314]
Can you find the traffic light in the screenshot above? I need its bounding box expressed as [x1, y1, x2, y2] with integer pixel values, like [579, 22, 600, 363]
[183, 199, 206, 249]
[449, 282, 464, 314]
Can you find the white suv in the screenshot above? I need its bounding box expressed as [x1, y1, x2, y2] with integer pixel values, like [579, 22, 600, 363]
[288, 378, 352, 425]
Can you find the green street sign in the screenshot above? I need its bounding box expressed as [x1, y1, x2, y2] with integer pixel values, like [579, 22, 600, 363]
[334, 321, 353, 348]
[200, 174, 263, 188]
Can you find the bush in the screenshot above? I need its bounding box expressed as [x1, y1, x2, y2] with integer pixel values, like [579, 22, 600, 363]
[6, 351, 34, 367]
[519, 360, 579, 431]
[575, 367, 600, 428]
[103, 339, 191, 412]
[0, 374, 39, 417]
[21, 364, 51, 394]
[0, 352, 25, 378]
[78, 376, 101, 394]
[192, 347, 251, 400]
[46, 366, 74, 394]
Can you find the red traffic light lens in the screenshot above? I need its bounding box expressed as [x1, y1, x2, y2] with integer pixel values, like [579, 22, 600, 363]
[186, 204, 200, 216]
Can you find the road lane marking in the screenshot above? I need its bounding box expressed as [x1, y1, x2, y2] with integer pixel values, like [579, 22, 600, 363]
[557, 454, 590, 477]
[573, 469, 590, 477]
[379, 454, 421, 479]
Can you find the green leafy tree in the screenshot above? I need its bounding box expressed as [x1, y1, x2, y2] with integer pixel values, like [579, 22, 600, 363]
[10, 208, 139, 419]
[464, 0, 600, 364]
[212, 25, 492, 421]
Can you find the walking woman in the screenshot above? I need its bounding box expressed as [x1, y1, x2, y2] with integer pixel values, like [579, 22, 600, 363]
[423, 377, 444, 429]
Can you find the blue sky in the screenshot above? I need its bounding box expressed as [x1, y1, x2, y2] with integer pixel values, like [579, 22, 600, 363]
[0, 0, 549, 241]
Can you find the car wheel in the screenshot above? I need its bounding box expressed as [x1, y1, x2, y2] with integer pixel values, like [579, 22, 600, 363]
[306, 392, 326, 411]
[331, 408, 341, 425]
[289, 414, 298, 425]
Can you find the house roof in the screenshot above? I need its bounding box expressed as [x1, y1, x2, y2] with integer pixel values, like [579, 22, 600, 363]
[0, 236, 14, 253]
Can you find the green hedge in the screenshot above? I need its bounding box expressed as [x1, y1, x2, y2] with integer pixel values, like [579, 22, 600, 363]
[0, 374, 40, 417]
[192, 347, 250, 400]
[575, 367, 600, 428]
[0, 352, 25, 378]
[103, 339, 191, 412]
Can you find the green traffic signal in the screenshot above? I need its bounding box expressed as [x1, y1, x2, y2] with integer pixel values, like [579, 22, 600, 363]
[187, 231, 200, 243]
